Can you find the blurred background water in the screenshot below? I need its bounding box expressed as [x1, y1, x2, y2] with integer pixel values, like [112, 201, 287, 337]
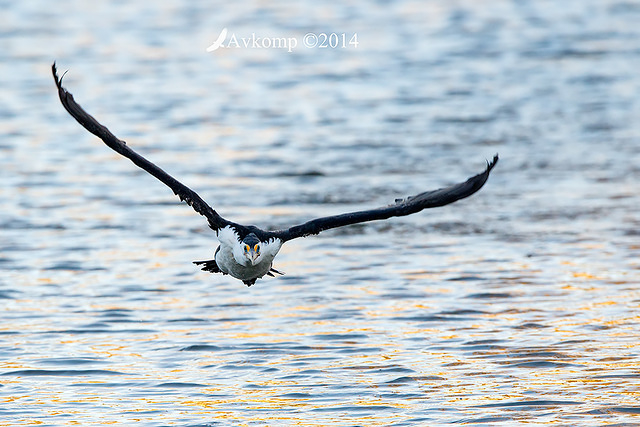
[1, 0, 639, 425]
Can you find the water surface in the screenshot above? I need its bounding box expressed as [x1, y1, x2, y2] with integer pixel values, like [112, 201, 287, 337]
[1, 0, 639, 425]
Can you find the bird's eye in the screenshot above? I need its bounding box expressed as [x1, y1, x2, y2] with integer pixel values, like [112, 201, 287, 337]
[244, 245, 249, 253]
[254, 244, 260, 253]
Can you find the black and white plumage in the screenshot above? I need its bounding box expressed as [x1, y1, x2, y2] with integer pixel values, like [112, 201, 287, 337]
[52, 63, 498, 287]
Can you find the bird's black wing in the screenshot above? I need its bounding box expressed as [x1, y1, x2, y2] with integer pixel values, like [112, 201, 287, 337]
[272, 155, 498, 242]
[52, 63, 231, 232]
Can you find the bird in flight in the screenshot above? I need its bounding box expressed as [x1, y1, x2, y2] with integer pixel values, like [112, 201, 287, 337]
[52, 63, 498, 287]
[206, 27, 228, 52]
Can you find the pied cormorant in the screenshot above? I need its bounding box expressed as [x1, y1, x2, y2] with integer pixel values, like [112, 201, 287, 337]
[52, 63, 498, 287]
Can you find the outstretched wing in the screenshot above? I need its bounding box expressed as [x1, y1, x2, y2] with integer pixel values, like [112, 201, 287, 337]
[52, 63, 230, 232]
[273, 155, 498, 242]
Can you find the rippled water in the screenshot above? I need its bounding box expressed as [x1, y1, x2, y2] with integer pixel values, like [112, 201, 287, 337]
[2, 0, 639, 425]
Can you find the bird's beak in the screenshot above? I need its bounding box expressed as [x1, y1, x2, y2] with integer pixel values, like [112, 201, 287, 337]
[250, 250, 260, 265]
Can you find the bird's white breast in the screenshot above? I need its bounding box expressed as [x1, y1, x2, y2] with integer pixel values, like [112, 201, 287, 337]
[215, 226, 282, 281]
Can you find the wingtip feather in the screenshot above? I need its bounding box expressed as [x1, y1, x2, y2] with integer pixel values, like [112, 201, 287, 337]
[52, 61, 65, 87]
[487, 153, 499, 172]
[52, 62, 71, 106]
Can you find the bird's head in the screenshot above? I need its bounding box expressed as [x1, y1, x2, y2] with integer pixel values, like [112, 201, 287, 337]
[241, 233, 261, 266]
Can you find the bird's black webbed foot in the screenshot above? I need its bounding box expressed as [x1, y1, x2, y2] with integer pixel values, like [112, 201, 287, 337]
[243, 279, 257, 287]
[193, 259, 222, 274]
[266, 267, 284, 277]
